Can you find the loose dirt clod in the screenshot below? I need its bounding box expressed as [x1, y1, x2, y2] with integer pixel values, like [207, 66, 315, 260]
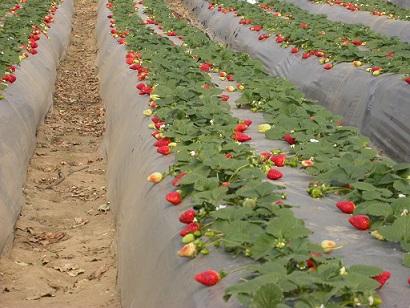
[0, 0, 120, 306]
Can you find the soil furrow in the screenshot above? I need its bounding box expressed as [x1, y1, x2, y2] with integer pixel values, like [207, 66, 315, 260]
[0, 0, 120, 306]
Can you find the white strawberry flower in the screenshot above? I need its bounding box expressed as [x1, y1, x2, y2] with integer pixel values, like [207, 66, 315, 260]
[216, 204, 227, 210]
[310, 139, 319, 143]
[398, 194, 406, 198]
[401, 209, 409, 216]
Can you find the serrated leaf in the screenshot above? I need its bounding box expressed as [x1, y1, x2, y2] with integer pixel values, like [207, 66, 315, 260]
[353, 182, 376, 191]
[348, 265, 383, 277]
[343, 272, 380, 291]
[252, 283, 284, 308]
[403, 253, 410, 268]
[212, 206, 252, 222]
[266, 214, 311, 240]
[378, 216, 410, 243]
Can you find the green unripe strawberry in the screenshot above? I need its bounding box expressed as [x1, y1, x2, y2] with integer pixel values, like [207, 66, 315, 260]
[182, 233, 195, 243]
[193, 230, 202, 237]
[311, 188, 323, 198]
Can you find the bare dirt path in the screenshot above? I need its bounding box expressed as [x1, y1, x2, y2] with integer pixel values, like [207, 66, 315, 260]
[0, 0, 120, 307]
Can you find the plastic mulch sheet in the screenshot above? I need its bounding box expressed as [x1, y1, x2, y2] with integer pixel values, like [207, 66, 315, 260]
[0, 0, 74, 256]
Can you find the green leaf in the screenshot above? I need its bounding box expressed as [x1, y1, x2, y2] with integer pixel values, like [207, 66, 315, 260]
[348, 265, 383, 277]
[343, 272, 380, 291]
[212, 206, 253, 222]
[403, 253, 410, 268]
[266, 214, 311, 240]
[251, 283, 284, 308]
[378, 216, 410, 244]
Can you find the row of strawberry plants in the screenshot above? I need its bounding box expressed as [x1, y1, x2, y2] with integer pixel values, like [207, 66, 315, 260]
[0, 0, 60, 98]
[178, 0, 410, 264]
[209, 0, 410, 79]
[308, 0, 410, 20]
[109, 0, 401, 306]
[0, 0, 23, 19]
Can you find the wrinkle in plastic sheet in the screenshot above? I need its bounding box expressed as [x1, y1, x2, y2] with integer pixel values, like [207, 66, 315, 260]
[0, 0, 75, 256]
[182, 0, 410, 163]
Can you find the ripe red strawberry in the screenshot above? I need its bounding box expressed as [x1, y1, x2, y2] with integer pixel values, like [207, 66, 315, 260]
[307, 252, 321, 268]
[302, 53, 310, 59]
[226, 153, 233, 159]
[220, 94, 229, 101]
[179, 209, 195, 224]
[233, 131, 252, 142]
[194, 270, 220, 286]
[177, 243, 197, 258]
[270, 154, 286, 167]
[259, 152, 272, 162]
[200, 63, 210, 71]
[172, 172, 187, 187]
[404, 77, 410, 84]
[166, 191, 182, 205]
[284, 133, 296, 145]
[267, 168, 283, 180]
[336, 200, 355, 214]
[157, 145, 171, 155]
[153, 137, 171, 147]
[323, 63, 333, 70]
[408, 277, 410, 285]
[234, 124, 248, 132]
[180, 222, 200, 236]
[348, 215, 370, 230]
[372, 271, 391, 289]
[352, 40, 361, 45]
[240, 119, 252, 126]
[291, 47, 299, 53]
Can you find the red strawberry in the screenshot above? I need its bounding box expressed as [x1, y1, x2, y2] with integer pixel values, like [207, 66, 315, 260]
[404, 77, 410, 84]
[180, 222, 200, 236]
[349, 215, 370, 230]
[220, 94, 229, 101]
[136, 82, 146, 90]
[179, 209, 195, 224]
[240, 119, 252, 126]
[323, 63, 333, 70]
[291, 47, 299, 53]
[157, 145, 171, 155]
[153, 137, 171, 147]
[151, 116, 161, 124]
[226, 153, 233, 159]
[270, 154, 286, 167]
[267, 168, 283, 180]
[194, 270, 220, 286]
[372, 271, 391, 289]
[408, 277, 410, 285]
[177, 243, 197, 258]
[200, 63, 210, 71]
[284, 133, 296, 145]
[259, 152, 272, 162]
[233, 131, 252, 142]
[336, 200, 355, 214]
[166, 191, 182, 205]
[234, 124, 248, 132]
[172, 172, 187, 187]
[302, 53, 310, 59]
[307, 252, 322, 268]
[352, 40, 361, 45]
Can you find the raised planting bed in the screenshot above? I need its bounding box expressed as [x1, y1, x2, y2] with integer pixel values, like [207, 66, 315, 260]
[0, 0, 74, 255]
[181, 0, 410, 163]
[97, 0, 410, 306]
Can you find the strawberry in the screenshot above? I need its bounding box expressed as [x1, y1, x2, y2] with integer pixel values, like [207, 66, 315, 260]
[220, 94, 229, 101]
[147, 172, 163, 183]
[267, 168, 283, 180]
[259, 152, 272, 162]
[233, 131, 252, 142]
[408, 277, 410, 285]
[234, 124, 248, 132]
[166, 191, 182, 205]
[257, 124, 271, 133]
[270, 154, 286, 167]
[194, 270, 221, 286]
[302, 53, 310, 59]
[153, 137, 171, 147]
[291, 47, 299, 53]
[336, 200, 355, 214]
[323, 63, 333, 70]
[172, 172, 187, 187]
[321, 240, 336, 253]
[404, 77, 410, 84]
[352, 40, 362, 45]
[180, 222, 201, 236]
[177, 243, 197, 258]
[301, 160, 313, 167]
[226, 153, 233, 159]
[349, 215, 370, 230]
[306, 252, 321, 268]
[151, 116, 161, 124]
[240, 119, 252, 126]
[284, 133, 296, 145]
[199, 63, 210, 71]
[157, 145, 170, 155]
[226, 75, 234, 81]
[179, 209, 196, 224]
[372, 271, 391, 289]
[300, 23, 308, 29]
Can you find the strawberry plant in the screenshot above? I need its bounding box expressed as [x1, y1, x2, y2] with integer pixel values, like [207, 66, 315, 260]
[210, 0, 410, 77]
[106, 0, 409, 305]
[0, 0, 61, 97]
[309, 0, 410, 20]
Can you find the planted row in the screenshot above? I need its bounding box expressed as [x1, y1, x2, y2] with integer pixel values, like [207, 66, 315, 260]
[209, 0, 410, 79]
[107, 0, 401, 305]
[0, 0, 60, 97]
[308, 0, 410, 20]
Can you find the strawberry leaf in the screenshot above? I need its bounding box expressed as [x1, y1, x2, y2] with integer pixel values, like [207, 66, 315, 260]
[378, 216, 410, 251]
[252, 283, 284, 307]
[403, 254, 410, 268]
[211, 206, 253, 222]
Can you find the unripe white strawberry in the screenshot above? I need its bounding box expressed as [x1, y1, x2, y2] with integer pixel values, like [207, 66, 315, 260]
[147, 172, 163, 183]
